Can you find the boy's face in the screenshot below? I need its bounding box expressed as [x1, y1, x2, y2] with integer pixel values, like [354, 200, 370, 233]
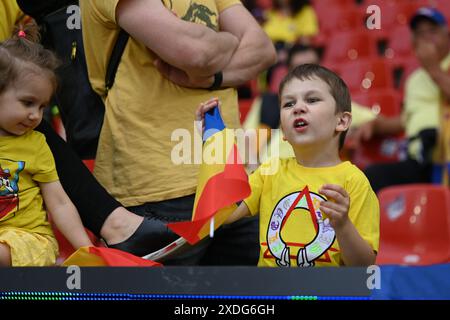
[280, 77, 349, 151]
[0, 73, 53, 137]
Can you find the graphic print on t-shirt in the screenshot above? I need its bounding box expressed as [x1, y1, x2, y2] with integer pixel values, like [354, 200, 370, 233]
[266, 186, 337, 267]
[163, 0, 219, 30]
[0, 159, 24, 220]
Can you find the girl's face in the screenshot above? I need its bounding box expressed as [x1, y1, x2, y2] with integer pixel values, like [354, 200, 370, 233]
[0, 73, 53, 137]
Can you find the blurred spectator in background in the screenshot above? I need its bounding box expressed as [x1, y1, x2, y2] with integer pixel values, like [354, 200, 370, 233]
[263, 0, 318, 45]
[0, 0, 25, 41]
[259, 0, 318, 91]
[360, 7, 450, 192]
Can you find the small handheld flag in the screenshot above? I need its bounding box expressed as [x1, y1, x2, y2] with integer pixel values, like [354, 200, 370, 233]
[167, 106, 251, 244]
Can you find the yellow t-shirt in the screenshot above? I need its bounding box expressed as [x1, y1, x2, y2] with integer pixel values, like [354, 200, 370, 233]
[263, 6, 318, 43]
[0, 0, 23, 41]
[244, 158, 379, 267]
[81, 0, 242, 206]
[404, 53, 450, 160]
[0, 131, 58, 236]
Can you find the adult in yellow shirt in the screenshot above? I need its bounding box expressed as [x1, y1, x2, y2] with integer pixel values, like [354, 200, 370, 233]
[0, 0, 24, 41]
[263, 0, 318, 44]
[80, 0, 276, 264]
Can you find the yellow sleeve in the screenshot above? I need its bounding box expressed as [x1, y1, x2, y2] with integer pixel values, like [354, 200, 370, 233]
[351, 102, 377, 128]
[294, 6, 319, 37]
[216, 0, 242, 12]
[89, 0, 120, 26]
[32, 134, 59, 183]
[0, 0, 22, 41]
[346, 171, 380, 253]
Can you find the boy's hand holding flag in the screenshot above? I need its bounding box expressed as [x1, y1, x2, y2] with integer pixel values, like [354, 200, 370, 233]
[167, 99, 251, 244]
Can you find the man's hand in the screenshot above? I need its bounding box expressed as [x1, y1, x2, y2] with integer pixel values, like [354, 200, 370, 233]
[319, 184, 351, 231]
[154, 59, 214, 89]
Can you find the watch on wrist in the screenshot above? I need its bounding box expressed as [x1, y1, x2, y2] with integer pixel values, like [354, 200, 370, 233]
[208, 71, 223, 90]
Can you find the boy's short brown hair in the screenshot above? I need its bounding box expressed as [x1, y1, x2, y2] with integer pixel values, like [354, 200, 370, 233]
[278, 64, 352, 150]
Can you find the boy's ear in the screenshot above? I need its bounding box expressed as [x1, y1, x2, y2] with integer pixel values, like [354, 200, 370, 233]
[336, 112, 352, 133]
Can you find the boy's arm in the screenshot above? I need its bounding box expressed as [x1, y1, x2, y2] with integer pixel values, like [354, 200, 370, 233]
[40, 181, 93, 249]
[225, 202, 251, 224]
[319, 184, 376, 266]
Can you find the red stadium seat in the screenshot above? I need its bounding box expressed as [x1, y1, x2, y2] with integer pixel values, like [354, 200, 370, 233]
[384, 25, 414, 66]
[350, 89, 404, 170]
[268, 64, 288, 94]
[363, 0, 411, 37]
[312, 0, 357, 14]
[366, 0, 411, 25]
[376, 184, 450, 266]
[323, 31, 378, 65]
[352, 88, 402, 117]
[335, 58, 394, 94]
[315, 6, 365, 37]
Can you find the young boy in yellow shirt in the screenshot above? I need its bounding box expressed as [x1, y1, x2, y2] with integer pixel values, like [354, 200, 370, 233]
[197, 64, 380, 267]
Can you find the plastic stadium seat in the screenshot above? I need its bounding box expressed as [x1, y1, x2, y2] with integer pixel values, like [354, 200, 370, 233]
[268, 64, 288, 94]
[315, 6, 365, 36]
[312, 0, 357, 14]
[350, 89, 403, 170]
[323, 31, 378, 65]
[384, 25, 414, 65]
[335, 58, 394, 94]
[352, 88, 402, 117]
[351, 135, 404, 170]
[376, 184, 450, 266]
[363, 0, 411, 27]
[385, 25, 414, 57]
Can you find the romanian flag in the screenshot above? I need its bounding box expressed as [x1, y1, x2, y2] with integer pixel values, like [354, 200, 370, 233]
[62, 247, 161, 267]
[167, 106, 251, 244]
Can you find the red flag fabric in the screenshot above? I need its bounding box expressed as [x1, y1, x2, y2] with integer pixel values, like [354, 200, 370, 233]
[62, 246, 161, 267]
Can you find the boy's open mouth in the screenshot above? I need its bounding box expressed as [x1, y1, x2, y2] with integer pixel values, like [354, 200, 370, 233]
[294, 118, 308, 129]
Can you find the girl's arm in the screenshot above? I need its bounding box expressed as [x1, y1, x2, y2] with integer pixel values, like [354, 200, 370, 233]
[40, 181, 93, 249]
